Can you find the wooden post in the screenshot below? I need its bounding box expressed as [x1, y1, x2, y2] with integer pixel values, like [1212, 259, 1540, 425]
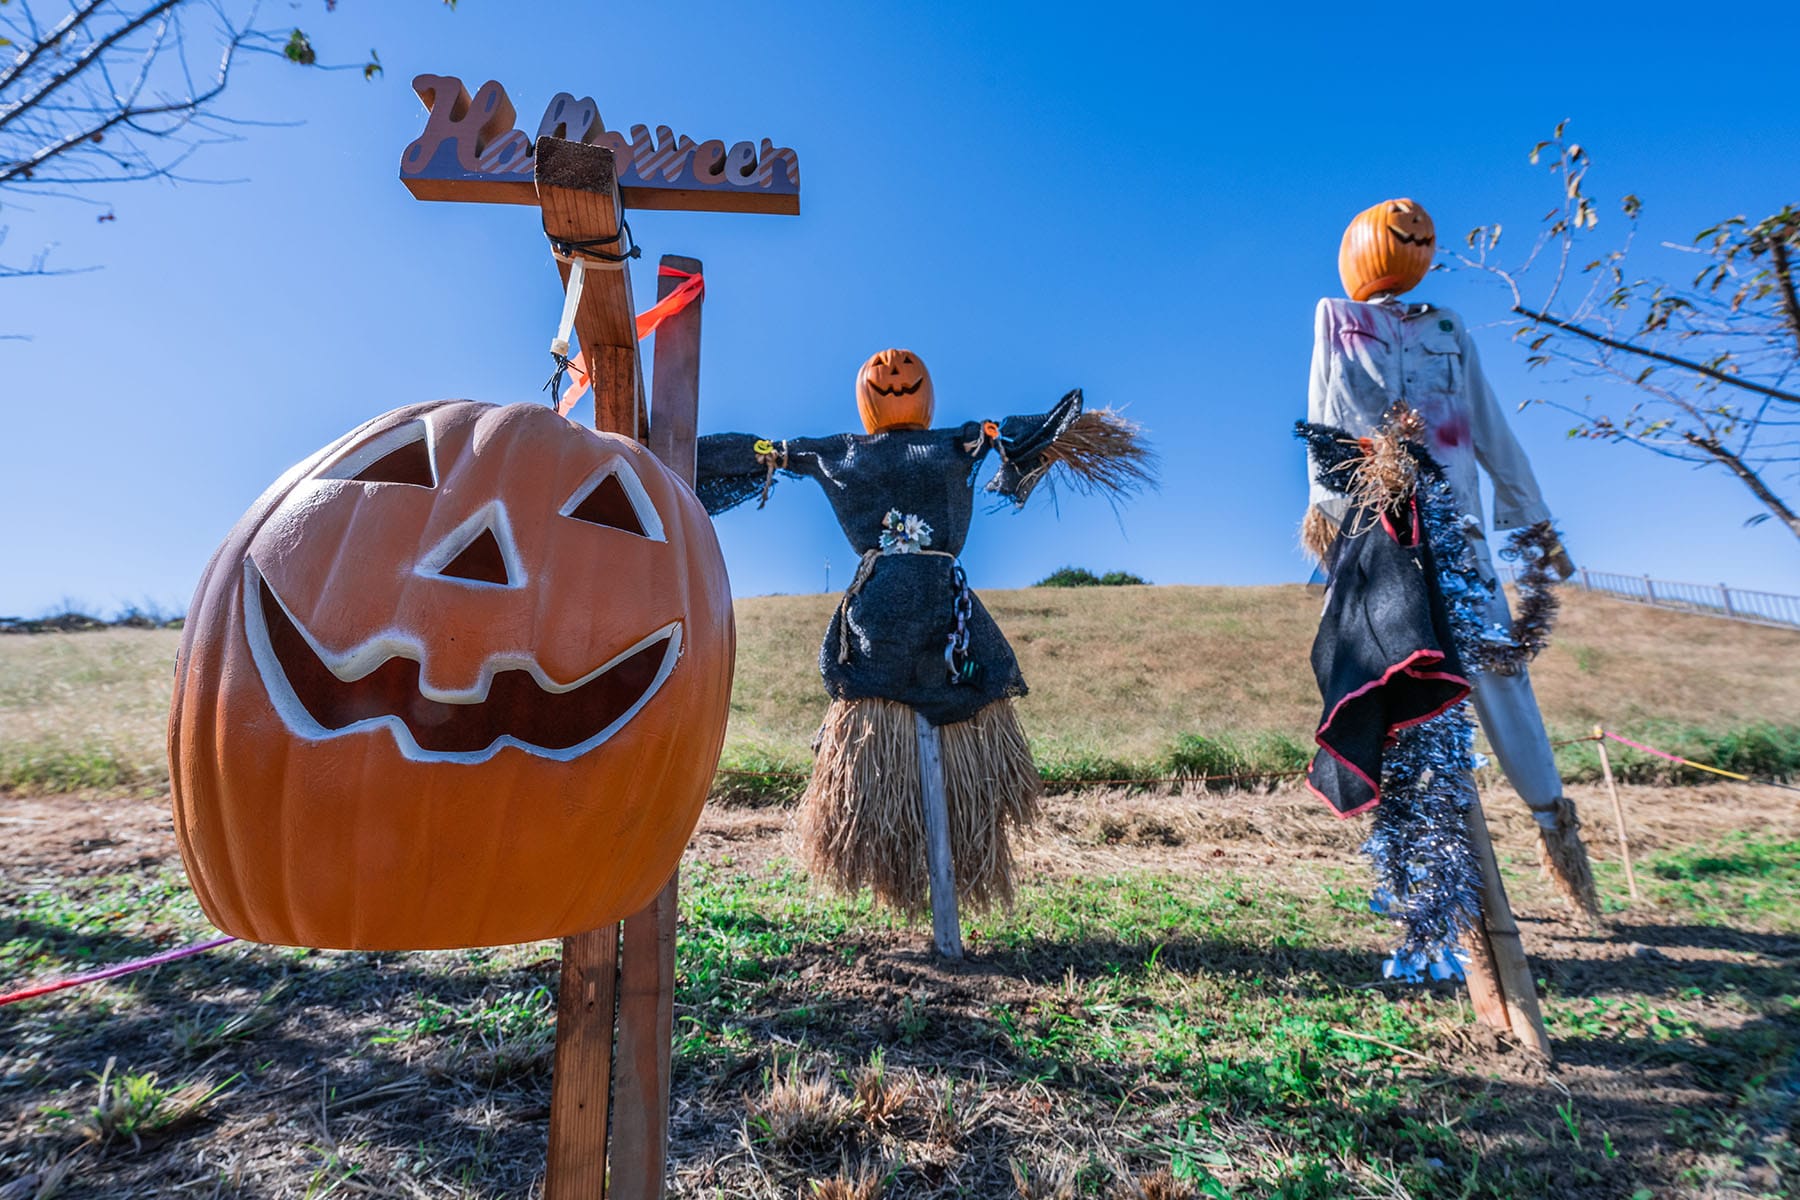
[914, 711, 963, 960]
[535, 136, 645, 439]
[606, 255, 705, 1200]
[1463, 796, 1552, 1058]
[1593, 726, 1639, 903]
[546, 926, 621, 1199]
[539, 142, 700, 1200]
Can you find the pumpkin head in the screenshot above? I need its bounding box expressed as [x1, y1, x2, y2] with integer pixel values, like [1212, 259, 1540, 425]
[1338, 198, 1436, 301]
[169, 401, 735, 950]
[855, 348, 935, 433]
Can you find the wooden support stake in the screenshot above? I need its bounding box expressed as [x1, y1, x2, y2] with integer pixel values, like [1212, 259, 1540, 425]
[535, 136, 644, 439]
[607, 256, 705, 1200]
[1463, 795, 1553, 1058]
[914, 711, 963, 960]
[1456, 911, 1512, 1035]
[546, 925, 621, 1200]
[539, 142, 697, 1200]
[647, 255, 703, 478]
[1594, 726, 1639, 903]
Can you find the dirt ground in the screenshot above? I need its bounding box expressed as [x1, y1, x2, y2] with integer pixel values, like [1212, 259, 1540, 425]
[3, 778, 1797, 1198]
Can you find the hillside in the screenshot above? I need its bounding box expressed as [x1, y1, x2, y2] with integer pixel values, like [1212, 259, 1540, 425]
[3, 584, 1796, 793]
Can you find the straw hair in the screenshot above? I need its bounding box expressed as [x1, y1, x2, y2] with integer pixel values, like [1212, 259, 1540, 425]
[1299, 504, 1340, 564]
[1012, 409, 1155, 506]
[800, 696, 1041, 915]
[1537, 797, 1601, 923]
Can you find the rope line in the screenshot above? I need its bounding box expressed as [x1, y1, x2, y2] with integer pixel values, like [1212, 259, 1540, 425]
[0, 935, 236, 1008]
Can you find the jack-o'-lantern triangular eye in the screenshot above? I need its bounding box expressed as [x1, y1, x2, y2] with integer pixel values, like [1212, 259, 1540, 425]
[561, 464, 665, 541]
[321, 420, 436, 488]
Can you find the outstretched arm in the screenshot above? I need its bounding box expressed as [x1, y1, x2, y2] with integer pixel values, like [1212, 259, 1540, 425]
[694, 432, 842, 516]
[985, 389, 1156, 506]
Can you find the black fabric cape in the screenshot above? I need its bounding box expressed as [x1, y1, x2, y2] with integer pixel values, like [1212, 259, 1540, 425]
[1303, 470, 1471, 818]
[697, 390, 1082, 726]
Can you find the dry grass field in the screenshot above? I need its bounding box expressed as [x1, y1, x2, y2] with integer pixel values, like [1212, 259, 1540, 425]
[5, 586, 1796, 793]
[2, 586, 1798, 1198]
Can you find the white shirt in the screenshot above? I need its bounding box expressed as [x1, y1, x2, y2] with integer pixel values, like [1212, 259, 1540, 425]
[1307, 296, 1552, 567]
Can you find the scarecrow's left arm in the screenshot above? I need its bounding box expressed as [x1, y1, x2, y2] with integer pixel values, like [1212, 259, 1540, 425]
[694, 432, 842, 516]
[984, 388, 1155, 506]
[1462, 333, 1552, 533]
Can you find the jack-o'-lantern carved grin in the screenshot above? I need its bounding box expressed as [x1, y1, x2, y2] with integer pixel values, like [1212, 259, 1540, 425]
[245, 561, 680, 762]
[856, 348, 936, 432]
[1340, 198, 1438, 301]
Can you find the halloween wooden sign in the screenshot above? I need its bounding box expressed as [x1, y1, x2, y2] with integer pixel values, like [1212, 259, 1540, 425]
[400, 74, 800, 215]
[1338, 197, 1436, 301]
[169, 400, 735, 952]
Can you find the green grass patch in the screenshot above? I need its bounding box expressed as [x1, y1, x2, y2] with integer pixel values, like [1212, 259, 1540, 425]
[1551, 722, 1800, 786]
[710, 743, 810, 806]
[0, 739, 161, 795]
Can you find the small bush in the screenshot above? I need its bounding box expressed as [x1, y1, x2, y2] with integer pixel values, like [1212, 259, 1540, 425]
[1033, 567, 1149, 588]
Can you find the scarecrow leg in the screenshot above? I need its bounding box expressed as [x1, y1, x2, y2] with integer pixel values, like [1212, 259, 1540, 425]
[1463, 795, 1552, 1058]
[914, 711, 964, 959]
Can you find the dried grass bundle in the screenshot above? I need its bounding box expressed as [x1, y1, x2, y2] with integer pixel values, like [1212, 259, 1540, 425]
[1014, 409, 1156, 506]
[1537, 796, 1600, 923]
[1299, 504, 1340, 564]
[800, 697, 1041, 915]
[1334, 405, 1424, 536]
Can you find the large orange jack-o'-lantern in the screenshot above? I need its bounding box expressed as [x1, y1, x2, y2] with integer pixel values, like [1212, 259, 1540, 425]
[855, 348, 935, 433]
[1338, 198, 1437, 302]
[169, 401, 735, 950]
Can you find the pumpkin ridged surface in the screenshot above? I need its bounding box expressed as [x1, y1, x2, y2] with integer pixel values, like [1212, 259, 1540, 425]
[1337, 197, 1437, 302]
[170, 401, 734, 950]
[856, 347, 936, 433]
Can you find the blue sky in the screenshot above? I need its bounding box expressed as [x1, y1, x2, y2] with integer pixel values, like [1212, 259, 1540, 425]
[4, 1, 1798, 617]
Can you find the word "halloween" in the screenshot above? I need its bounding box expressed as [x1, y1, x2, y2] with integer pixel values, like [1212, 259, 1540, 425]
[400, 74, 800, 216]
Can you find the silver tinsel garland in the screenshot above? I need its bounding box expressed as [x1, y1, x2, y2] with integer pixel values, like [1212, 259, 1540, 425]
[1363, 459, 1497, 981]
[1296, 415, 1528, 982]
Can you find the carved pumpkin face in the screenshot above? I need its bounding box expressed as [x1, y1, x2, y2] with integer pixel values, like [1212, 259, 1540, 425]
[1338, 198, 1437, 302]
[855, 348, 935, 433]
[169, 401, 735, 950]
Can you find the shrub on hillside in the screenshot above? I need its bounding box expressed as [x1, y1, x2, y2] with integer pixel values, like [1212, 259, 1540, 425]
[1034, 566, 1150, 588]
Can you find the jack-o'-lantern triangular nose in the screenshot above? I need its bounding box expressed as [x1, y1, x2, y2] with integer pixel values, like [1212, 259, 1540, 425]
[438, 526, 511, 586]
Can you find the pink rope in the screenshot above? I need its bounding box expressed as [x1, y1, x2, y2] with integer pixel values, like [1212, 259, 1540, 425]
[1602, 730, 1691, 765]
[0, 935, 237, 1008]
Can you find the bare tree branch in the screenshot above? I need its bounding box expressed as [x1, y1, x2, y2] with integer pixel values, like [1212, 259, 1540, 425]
[1512, 303, 1800, 406]
[1457, 125, 1799, 543]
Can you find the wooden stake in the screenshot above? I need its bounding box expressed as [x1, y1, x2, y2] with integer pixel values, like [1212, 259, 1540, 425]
[1463, 795, 1553, 1059]
[1456, 911, 1512, 1035]
[545, 925, 620, 1200]
[606, 257, 705, 1200]
[914, 712, 963, 960]
[535, 136, 644, 439]
[1594, 726, 1639, 903]
[539, 142, 699, 1199]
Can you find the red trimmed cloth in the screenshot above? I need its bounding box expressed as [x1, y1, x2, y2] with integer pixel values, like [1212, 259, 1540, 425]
[1307, 498, 1471, 816]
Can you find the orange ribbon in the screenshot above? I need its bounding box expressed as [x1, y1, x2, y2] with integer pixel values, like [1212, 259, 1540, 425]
[556, 267, 705, 416]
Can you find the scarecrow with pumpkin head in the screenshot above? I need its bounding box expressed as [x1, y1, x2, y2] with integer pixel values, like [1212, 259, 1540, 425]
[1302, 198, 1599, 920]
[697, 349, 1152, 915]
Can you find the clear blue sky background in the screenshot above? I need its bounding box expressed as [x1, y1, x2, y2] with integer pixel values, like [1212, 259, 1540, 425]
[4, 1, 1798, 617]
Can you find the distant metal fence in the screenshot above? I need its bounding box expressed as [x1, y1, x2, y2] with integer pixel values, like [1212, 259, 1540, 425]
[1496, 566, 1800, 630]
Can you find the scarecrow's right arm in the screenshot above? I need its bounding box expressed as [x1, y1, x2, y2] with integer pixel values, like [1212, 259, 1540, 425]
[1303, 300, 1348, 559]
[694, 432, 841, 516]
